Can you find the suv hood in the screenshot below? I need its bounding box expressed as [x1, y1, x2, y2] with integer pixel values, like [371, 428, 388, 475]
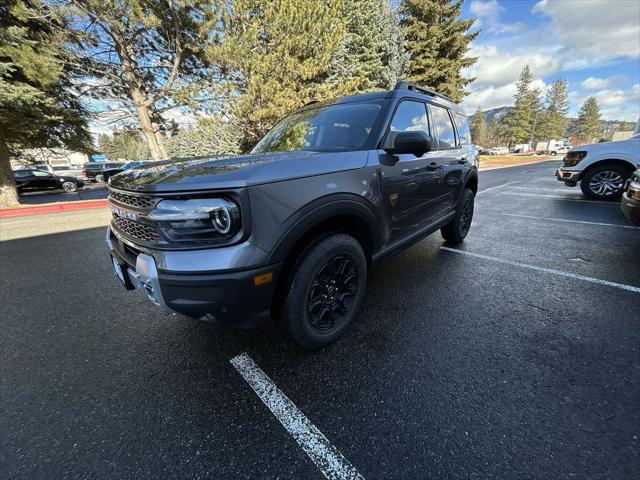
[109, 150, 368, 192]
[572, 136, 639, 153]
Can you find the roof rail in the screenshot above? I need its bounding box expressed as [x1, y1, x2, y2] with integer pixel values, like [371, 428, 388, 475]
[394, 81, 456, 104]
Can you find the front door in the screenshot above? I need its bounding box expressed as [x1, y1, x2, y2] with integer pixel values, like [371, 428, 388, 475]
[378, 100, 444, 241]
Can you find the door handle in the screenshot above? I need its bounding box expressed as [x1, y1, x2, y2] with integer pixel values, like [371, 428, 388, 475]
[457, 156, 467, 164]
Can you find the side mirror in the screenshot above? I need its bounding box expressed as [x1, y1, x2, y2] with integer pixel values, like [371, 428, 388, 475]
[384, 131, 433, 157]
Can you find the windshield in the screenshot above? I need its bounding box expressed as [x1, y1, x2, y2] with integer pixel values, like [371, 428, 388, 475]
[251, 101, 384, 154]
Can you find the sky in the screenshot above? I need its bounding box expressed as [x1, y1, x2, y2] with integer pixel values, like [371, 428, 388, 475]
[460, 0, 640, 121]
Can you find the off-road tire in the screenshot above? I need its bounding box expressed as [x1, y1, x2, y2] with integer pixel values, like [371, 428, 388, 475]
[278, 234, 367, 349]
[441, 187, 475, 244]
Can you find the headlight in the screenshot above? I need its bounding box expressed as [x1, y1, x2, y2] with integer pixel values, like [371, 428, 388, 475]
[563, 151, 587, 167]
[147, 198, 241, 243]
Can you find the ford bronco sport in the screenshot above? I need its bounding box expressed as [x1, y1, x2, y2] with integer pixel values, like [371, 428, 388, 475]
[106, 82, 479, 348]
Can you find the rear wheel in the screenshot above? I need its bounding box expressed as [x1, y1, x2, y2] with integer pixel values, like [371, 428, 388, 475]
[441, 187, 475, 244]
[95, 173, 105, 183]
[62, 181, 78, 193]
[580, 164, 630, 200]
[278, 234, 367, 349]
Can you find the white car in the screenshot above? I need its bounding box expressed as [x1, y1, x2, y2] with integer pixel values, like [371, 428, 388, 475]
[549, 145, 569, 156]
[555, 133, 640, 200]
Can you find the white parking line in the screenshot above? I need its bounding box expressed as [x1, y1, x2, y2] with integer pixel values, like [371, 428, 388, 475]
[230, 353, 364, 480]
[477, 180, 523, 196]
[506, 186, 583, 194]
[497, 192, 617, 204]
[440, 247, 640, 294]
[503, 213, 639, 229]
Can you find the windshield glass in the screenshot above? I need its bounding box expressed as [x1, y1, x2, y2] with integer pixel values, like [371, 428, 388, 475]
[251, 101, 384, 154]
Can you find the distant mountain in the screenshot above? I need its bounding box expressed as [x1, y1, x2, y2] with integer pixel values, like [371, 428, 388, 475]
[482, 106, 512, 123]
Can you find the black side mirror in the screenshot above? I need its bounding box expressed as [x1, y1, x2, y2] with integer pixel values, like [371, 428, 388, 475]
[384, 131, 433, 157]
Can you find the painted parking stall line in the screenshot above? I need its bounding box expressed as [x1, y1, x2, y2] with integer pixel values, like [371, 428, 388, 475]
[440, 247, 640, 294]
[230, 353, 364, 480]
[503, 213, 639, 229]
[476, 180, 523, 196]
[497, 191, 617, 204]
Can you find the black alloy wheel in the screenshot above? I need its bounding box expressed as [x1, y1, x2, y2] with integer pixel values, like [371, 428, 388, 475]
[306, 254, 359, 333]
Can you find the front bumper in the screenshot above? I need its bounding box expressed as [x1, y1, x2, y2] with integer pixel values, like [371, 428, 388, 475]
[621, 180, 640, 226]
[106, 227, 282, 327]
[555, 167, 581, 185]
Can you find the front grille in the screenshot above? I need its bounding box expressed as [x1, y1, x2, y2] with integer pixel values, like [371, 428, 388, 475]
[109, 191, 158, 210]
[112, 216, 160, 243]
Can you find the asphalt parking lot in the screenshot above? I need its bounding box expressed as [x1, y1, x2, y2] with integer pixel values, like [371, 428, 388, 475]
[1, 160, 638, 479]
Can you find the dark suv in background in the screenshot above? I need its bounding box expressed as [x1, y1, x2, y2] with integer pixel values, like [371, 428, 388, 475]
[106, 82, 479, 348]
[82, 162, 124, 183]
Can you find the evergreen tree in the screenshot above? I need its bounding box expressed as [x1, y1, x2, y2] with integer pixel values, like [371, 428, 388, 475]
[502, 65, 540, 144]
[328, 0, 407, 93]
[486, 116, 501, 147]
[166, 117, 241, 158]
[399, 0, 478, 102]
[574, 97, 601, 144]
[0, 0, 91, 206]
[207, 0, 347, 148]
[469, 106, 486, 146]
[60, 0, 210, 160]
[100, 129, 149, 161]
[536, 78, 568, 140]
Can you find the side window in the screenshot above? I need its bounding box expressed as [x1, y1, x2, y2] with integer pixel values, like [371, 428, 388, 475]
[430, 104, 457, 149]
[454, 113, 472, 145]
[14, 170, 30, 178]
[384, 100, 429, 148]
[32, 170, 51, 177]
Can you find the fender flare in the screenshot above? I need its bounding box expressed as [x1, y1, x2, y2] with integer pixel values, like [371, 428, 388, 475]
[267, 193, 384, 264]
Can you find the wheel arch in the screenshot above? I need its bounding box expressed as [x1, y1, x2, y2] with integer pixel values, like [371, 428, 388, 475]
[268, 196, 384, 316]
[579, 158, 636, 180]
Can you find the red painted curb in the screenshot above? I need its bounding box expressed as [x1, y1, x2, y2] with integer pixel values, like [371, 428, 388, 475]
[0, 199, 109, 218]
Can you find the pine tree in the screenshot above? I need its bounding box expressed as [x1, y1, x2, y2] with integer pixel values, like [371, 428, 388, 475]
[469, 106, 486, 146]
[502, 65, 540, 144]
[166, 117, 241, 158]
[328, 0, 407, 93]
[399, 0, 478, 102]
[536, 78, 568, 141]
[486, 116, 501, 147]
[574, 97, 601, 144]
[207, 0, 347, 148]
[0, 0, 91, 206]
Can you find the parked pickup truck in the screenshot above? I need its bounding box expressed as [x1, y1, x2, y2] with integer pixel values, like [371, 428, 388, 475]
[105, 82, 479, 348]
[556, 133, 639, 200]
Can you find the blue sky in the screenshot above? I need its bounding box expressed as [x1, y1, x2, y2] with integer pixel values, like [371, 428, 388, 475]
[460, 0, 640, 121]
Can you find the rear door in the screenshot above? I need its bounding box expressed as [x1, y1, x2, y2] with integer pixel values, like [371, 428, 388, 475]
[428, 103, 466, 213]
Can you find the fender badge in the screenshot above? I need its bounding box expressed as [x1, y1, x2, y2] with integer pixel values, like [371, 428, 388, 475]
[389, 193, 399, 206]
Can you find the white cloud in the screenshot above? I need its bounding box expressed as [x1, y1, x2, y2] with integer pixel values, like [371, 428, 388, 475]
[581, 77, 613, 90]
[470, 0, 502, 18]
[470, 0, 526, 35]
[464, 44, 561, 87]
[533, 0, 640, 61]
[462, 79, 548, 114]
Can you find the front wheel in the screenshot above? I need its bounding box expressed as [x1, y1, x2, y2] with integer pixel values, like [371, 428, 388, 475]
[580, 164, 630, 200]
[61, 181, 78, 193]
[95, 173, 105, 183]
[441, 187, 475, 244]
[278, 234, 367, 349]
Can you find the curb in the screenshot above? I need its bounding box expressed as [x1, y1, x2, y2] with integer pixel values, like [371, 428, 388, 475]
[0, 199, 109, 218]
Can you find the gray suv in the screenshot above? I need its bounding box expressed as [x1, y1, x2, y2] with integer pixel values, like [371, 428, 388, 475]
[106, 82, 479, 348]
